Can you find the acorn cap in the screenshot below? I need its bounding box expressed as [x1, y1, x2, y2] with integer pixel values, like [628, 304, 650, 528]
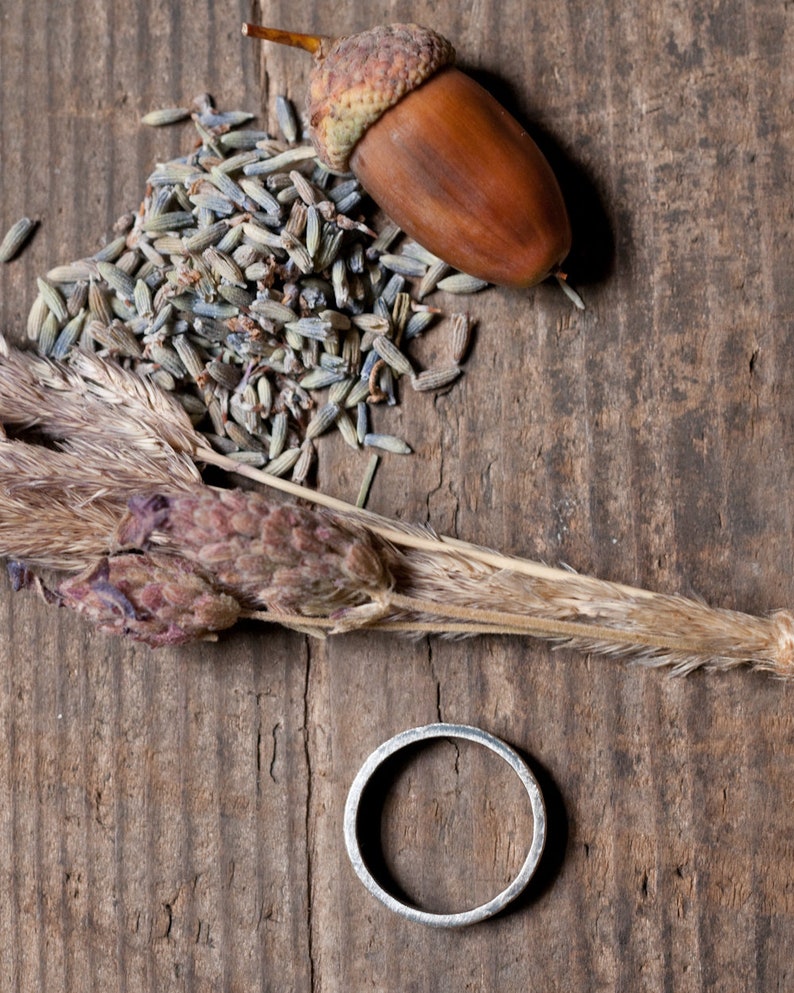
[308, 24, 455, 172]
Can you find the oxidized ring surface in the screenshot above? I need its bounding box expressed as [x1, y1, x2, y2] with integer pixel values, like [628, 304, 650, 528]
[343, 723, 546, 928]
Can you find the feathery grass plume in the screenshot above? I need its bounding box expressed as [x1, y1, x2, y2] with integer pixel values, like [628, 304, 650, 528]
[68, 349, 210, 462]
[377, 543, 794, 675]
[0, 336, 203, 479]
[0, 337, 203, 568]
[0, 438, 160, 569]
[1, 339, 793, 676]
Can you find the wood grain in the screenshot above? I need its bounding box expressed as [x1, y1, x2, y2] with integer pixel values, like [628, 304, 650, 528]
[1, 0, 792, 990]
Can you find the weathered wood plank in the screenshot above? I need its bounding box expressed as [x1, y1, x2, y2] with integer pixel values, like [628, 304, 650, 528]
[0, 0, 792, 990]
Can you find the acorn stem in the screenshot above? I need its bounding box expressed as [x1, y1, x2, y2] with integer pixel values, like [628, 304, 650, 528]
[242, 22, 329, 58]
[555, 271, 585, 310]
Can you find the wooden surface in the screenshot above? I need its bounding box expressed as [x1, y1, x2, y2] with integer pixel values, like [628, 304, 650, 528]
[1, 0, 793, 990]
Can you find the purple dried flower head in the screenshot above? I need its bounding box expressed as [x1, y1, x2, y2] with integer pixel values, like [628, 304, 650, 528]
[116, 486, 395, 616]
[57, 552, 241, 647]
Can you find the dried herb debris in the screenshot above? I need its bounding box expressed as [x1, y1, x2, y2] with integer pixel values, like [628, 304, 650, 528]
[26, 95, 478, 487]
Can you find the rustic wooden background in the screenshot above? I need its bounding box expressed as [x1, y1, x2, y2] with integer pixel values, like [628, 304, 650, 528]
[1, 0, 793, 990]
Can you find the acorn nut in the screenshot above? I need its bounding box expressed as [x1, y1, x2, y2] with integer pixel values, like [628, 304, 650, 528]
[243, 22, 572, 290]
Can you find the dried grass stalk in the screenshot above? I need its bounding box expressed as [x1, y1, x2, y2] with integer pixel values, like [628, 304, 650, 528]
[1, 338, 792, 676]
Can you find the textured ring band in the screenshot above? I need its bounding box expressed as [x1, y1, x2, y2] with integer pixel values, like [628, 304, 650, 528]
[343, 723, 546, 928]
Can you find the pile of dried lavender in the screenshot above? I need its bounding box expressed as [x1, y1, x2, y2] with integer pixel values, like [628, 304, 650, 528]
[25, 95, 476, 492]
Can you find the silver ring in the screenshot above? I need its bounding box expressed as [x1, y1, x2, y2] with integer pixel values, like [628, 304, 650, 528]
[343, 723, 546, 928]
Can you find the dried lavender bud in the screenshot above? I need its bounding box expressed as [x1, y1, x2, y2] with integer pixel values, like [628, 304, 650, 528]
[57, 552, 241, 647]
[0, 216, 37, 262]
[116, 487, 394, 616]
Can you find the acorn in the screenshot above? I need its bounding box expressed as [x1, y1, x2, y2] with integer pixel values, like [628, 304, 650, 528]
[243, 22, 574, 292]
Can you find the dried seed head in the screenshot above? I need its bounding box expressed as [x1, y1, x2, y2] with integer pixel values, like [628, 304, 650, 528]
[291, 439, 316, 484]
[265, 447, 302, 477]
[403, 309, 436, 340]
[87, 319, 144, 357]
[26, 294, 48, 341]
[47, 262, 93, 283]
[379, 253, 428, 279]
[97, 260, 136, 302]
[38, 312, 60, 356]
[363, 432, 412, 454]
[306, 401, 341, 439]
[206, 358, 243, 391]
[51, 310, 86, 360]
[372, 334, 414, 377]
[276, 94, 300, 143]
[57, 552, 241, 646]
[116, 487, 395, 616]
[36, 277, 69, 324]
[418, 258, 452, 299]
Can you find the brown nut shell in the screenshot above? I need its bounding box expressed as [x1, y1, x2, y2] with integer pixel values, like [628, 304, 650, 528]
[349, 67, 572, 288]
[308, 23, 455, 172]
